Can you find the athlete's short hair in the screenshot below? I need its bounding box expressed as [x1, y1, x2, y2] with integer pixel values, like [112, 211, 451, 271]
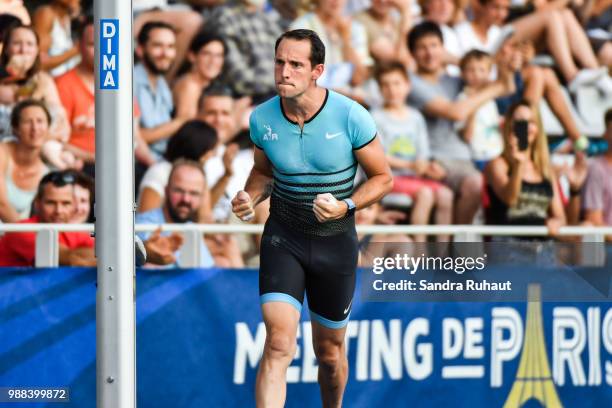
[275, 29, 325, 67]
[407, 21, 443, 53]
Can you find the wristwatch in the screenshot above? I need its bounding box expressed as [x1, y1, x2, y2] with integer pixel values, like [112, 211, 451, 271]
[342, 198, 356, 217]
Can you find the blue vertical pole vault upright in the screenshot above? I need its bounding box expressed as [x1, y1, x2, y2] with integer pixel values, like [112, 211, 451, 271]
[94, 0, 136, 407]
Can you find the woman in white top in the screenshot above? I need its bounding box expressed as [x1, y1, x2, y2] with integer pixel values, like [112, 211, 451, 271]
[0, 24, 76, 169]
[0, 100, 50, 222]
[32, 0, 81, 77]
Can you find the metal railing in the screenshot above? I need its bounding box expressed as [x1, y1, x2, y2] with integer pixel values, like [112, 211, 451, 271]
[0, 223, 610, 268]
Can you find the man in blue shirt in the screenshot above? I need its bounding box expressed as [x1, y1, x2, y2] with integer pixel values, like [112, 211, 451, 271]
[134, 22, 186, 160]
[231, 29, 392, 408]
[137, 160, 214, 268]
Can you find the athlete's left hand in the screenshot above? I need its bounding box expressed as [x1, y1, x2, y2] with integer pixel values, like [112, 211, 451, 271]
[313, 193, 347, 223]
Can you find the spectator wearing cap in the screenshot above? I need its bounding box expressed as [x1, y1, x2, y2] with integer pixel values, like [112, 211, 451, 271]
[0, 170, 95, 267]
[0, 99, 51, 222]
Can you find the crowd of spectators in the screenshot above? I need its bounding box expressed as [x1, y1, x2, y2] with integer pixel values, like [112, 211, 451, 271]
[0, 0, 610, 267]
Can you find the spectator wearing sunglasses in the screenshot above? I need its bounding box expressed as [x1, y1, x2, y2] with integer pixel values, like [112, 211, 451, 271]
[0, 170, 95, 266]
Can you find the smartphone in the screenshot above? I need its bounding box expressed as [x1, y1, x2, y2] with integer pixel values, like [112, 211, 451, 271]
[513, 120, 529, 151]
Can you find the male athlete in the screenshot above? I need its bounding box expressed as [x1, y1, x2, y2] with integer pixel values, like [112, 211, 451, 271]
[231, 29, 392, 408]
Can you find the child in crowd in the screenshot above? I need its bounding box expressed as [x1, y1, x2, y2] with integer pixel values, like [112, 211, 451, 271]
[456, 50, 504, 169]
[371, 61, 453, 242]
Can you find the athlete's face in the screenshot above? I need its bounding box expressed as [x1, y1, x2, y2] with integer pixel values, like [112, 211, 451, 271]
[274, 38, 323, 99]
[165, 165, 205, 223]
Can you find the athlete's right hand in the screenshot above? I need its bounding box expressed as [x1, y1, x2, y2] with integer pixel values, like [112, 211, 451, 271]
[231, 190, 255, 222]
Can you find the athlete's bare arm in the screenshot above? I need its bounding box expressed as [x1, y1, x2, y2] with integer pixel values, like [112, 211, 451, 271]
[231, 148, 273, 221]
[352, 136, 393, 210]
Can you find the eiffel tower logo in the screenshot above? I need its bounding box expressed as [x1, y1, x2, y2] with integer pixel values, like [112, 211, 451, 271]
[503, 284, 563, 408]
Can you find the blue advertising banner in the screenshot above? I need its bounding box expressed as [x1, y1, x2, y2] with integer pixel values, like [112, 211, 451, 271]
[0, 267, 610, 407]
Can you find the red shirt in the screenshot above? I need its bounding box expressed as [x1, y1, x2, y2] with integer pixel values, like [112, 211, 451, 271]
[56, 69, 96, 153]
[0, 216, 94, 267]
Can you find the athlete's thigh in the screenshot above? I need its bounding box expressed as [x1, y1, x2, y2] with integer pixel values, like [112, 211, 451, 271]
[261, 302, 301, 344]
[259, 217, 307, 311]
[305, 231, 358, 328]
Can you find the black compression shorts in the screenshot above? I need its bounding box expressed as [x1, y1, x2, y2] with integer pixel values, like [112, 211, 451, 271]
[259, 215, 359, 329]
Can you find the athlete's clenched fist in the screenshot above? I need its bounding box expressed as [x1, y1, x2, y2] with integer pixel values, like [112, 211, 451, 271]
[231, 190, 255, 222]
